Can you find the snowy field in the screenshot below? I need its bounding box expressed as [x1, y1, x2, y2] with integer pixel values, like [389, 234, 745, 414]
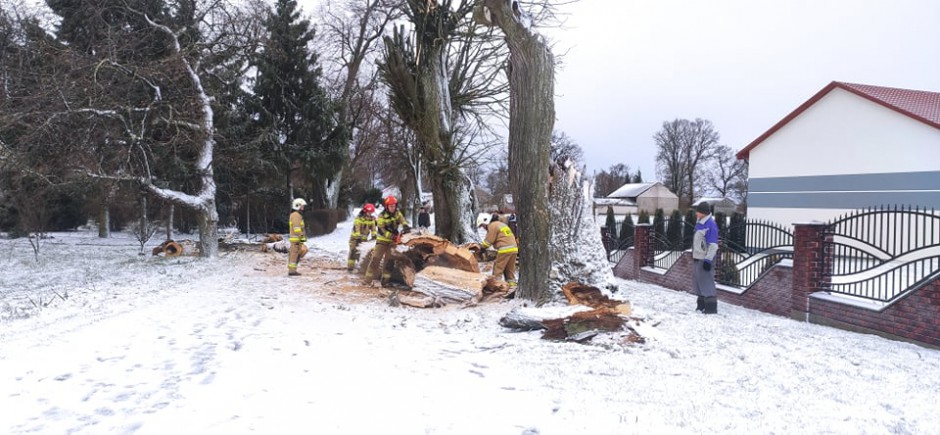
[1, 217, 939, 434]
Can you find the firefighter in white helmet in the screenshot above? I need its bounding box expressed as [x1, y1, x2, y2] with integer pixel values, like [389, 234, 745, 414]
[288, 198, 307, 276]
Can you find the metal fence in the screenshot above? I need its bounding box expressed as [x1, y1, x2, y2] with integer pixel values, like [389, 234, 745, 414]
[650, 218, 695, 270]
[822, 205, 940, 302]
[603, 234, 634, 264]
[715, 220, 794, 288]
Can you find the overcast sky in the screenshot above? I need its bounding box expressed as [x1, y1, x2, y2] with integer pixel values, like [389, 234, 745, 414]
[542, 0, 940, 178]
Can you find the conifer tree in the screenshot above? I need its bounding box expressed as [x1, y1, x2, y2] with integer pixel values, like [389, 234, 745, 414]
[604, 206, 617, 239]
[620, 213, 634, 244]
[252, 0, 340, 208]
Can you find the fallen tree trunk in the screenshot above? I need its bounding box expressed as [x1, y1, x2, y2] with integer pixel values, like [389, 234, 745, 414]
[403, 234, 480, 273]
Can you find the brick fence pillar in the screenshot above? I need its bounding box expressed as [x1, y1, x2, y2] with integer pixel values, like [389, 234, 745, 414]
[633, 224, 653, 277]
[792, 222, 829, 321]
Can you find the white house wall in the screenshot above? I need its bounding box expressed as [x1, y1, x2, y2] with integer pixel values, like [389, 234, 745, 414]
[747, 88, 940, 225]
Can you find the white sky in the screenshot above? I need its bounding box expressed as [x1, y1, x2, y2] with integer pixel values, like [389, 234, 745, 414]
[543, 0, 940, 177]
[2, 221, 940, 433]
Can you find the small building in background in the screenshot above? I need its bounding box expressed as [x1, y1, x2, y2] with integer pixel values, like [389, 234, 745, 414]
[594, 182, 679, 218]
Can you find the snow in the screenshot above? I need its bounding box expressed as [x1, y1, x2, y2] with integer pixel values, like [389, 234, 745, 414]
[2, 218, 940, 434]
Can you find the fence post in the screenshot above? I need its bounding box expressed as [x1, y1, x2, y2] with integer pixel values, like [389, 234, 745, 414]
[792, 222, 828, 321]
[633, 224, 653, 277]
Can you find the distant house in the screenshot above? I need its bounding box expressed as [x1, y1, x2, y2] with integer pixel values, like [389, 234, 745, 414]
[594, 182, 679, 217]
[693, 197, 738, 216]
[737, 81, 940, 225]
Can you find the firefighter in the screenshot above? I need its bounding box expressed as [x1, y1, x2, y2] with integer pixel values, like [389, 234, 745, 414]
[348, 203, 377, 272]
[482, 212, 518, 288]
[364, 195, 410, 287]
[288, 198, 307, 276]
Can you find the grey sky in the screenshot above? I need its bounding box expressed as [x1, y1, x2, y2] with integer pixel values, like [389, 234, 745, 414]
[544, 0, 940, 178]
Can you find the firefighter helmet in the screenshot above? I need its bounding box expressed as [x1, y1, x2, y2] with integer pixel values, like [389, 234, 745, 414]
[363, 203, 376, 214]
[292, 198, 307, 211]
[384, 196, 398, 207]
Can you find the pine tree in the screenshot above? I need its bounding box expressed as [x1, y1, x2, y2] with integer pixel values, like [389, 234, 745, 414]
[604, 206, 617, 239]
[252, 0, 340, 208]
[632, 169, 643, 183]
[638, 209, 650, 224]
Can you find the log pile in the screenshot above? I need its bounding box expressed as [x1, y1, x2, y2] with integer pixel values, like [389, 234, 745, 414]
[354, 234, 514, 308]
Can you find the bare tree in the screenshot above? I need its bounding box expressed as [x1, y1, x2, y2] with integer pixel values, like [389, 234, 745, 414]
[380, 0, 498, 244]
[0, 1, 262, 258]
[654, 118, 720, 207]
[594, 163, 632, 198]
[315, 0, 401, 208]
[706, 144, 748, 203]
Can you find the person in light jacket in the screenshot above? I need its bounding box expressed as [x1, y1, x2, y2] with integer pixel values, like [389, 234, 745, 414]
[692, 201, 719, 314]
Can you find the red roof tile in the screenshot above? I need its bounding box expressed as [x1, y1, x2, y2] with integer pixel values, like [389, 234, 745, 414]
[736, 81, 940, 160]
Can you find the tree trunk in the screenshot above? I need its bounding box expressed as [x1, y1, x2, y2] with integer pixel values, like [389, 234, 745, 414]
[98, 206, 110, 238]
[428, 168, 478, 244]
[413, 41, 478, 245]
[166, 204, 175, 241]
[482, 0, 555, 304]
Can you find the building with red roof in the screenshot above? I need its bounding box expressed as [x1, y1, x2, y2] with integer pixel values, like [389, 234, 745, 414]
[736, 81, 940, 225]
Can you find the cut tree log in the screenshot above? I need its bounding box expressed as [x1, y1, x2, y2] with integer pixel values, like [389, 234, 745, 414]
[152, 240, 184, 257]
[403, 234, 480, 273]
[410, 265, 483, 304]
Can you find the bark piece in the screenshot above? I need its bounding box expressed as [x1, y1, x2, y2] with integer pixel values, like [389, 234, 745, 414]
[561, 282, 632, 315]
[541, 309, 627, 341]
[498, 305, 593, 331]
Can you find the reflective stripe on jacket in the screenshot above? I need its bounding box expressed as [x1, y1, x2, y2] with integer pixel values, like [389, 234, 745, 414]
[482, 221, 517, 254]
[350, 215, 377, 241]
[289, 211, 305, 243]
[375, 210, 409, 244]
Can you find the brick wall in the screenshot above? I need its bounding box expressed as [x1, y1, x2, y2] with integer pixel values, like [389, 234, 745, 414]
[611, 221, 940, 348]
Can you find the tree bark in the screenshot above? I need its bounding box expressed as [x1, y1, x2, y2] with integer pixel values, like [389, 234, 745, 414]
[481, 0, 555, 304]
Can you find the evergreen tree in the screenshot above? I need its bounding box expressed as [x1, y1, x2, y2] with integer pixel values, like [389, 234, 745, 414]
[619, 213, 634, 244]
[667, 209, 682, 248]
[604, 206, 617, 239]
[653, 208, 665, 249]
[638, 209, 650, 224]
[252, 0, 340, 208]
[632, 169, 643, 183]
[683, 208, 696, 249]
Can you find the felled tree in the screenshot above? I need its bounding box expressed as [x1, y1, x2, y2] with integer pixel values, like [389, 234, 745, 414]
[547, 159, 614, 299]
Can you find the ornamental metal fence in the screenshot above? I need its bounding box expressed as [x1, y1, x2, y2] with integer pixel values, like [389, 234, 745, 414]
[714, 219, 794, 288]
[822, 205, 940, 302]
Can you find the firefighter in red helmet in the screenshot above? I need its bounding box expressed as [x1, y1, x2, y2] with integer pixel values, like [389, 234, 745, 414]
[348, 203, 377, 272]
[364, 195, 410, 287]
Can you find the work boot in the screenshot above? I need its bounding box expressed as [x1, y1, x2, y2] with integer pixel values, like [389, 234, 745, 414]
[288, 270, 301, 276]
[703, 297, 718, 314]
[696, 296, 705, 312]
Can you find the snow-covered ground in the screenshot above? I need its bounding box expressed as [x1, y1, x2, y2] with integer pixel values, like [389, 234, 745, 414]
[1, 217, 939, 434]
